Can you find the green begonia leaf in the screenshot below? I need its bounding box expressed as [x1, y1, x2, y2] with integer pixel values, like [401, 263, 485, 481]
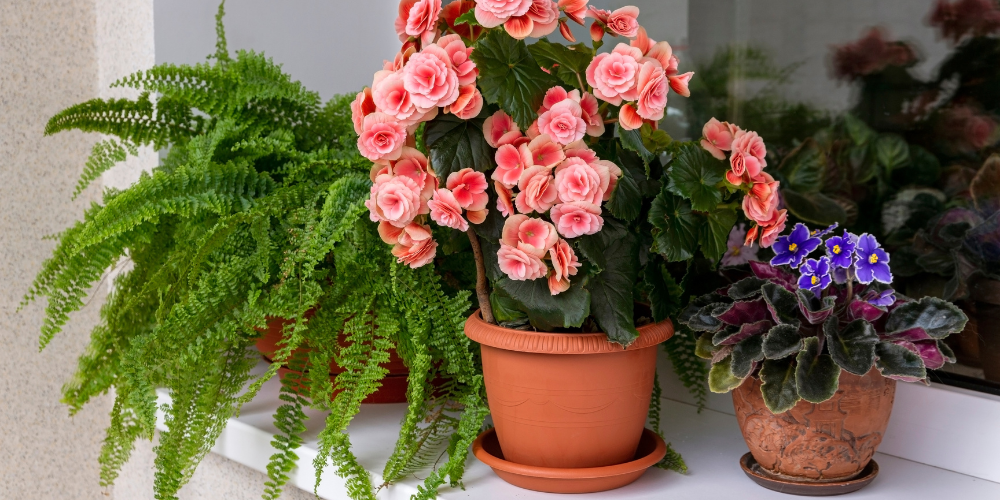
[777, 139, 826, 193]
[644, 263, 683, 323]
[527, 38, 594, 90]
[649, 190, 699, 262]
[760, 357, 800, 413]
[580, 218, 641, 346]
[826, 318, 878, 376]
[885, 297, 968, 340]
[605, 161, 642, 222]
[490, 288, 528, 323]
[471, 30, 558, 128]
[667, 145, 727, 212]
[876, 134, 909, 172]
[782, 189, 848, 226]
[875, 341, 927, 381]
[424, 112, 493, 180]
[495, 274, 590, 331]
[618, 123, 653, 164]
[700, 206, 738, 262]
[762, 323, 803, 359]
[731, 334, 765, 378]
[795, 337, 841, 403]
[709, 355, 744, 393]
[454, 9, 479, 27]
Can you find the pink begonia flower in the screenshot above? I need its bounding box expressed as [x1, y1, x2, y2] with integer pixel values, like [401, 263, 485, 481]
[446, 168, 489, 210]
[605, 6, 640, 37]
[366, 174, 423, 227]
[493, 143, 532, 188]
[467, 207, 489, 224]
[759, 210, 788, 248]
[554, 157, 604, 205]
[358, 112, 408, 162]
[502, 214, 559, 257]
[515, 165, 558, 213]
[525, 134, 565, 167]
[525, 0, 561, 38]
[668, 72, 694, 98]
[449, 84, 484, 120]
[631, 26, 653, 53]
[536, 97, 587, 145]
[586, 44, 642, 105]
[351, 87, 377, 135]
[559, 19, 577, 42]
[389, 147, 437, 202]
[384, 43, 417, 72]
[495, 181, 515, 217]
[742, 179, 779, 226]
[498, 243, 548, 280]
[475, 0, 533, 28]
[731, 129, 767, 179]
[564, 144, 598, 163]
[378, 221, 404, 244]
[437, 34, 479, 86]
[402, 46, 460, 109]
[395, 0, 442, 46]
[590, 159, 621, 201]
[539, 86, 571, 112]
[744, 225, 759, 247]
[550, 201, 603, 238]
[580, 92, 605, 137]
[647, 43, 674, 72]
[636, 61, 668, 121]
[428, 188, 470, 231]
[391, 223, 438, 268]
[700, 117, 735, 160]
[372, 70, 427, 126]
[589, 20, 605, 42]
[548, 238, 581, 294]
[587, 6, 610, 23]
[618, 103, 643, 131]
[558, 0, 588, 24]
[483, 110, 523, 148]
[663, 55, 679, 75]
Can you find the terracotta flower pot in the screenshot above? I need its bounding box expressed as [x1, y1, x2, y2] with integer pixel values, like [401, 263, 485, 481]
[464, 311, 674, 469]
[733, 368, 896, 483]
[255, 317, 410, 404]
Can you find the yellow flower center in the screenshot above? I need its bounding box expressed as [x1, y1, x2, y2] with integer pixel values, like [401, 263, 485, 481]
[833, 244, 841, 254]
[731, 246, 741, 256]
[811, 276, 819, 285]
[869, 253, 878, 264]
[789, 243, 798, 252]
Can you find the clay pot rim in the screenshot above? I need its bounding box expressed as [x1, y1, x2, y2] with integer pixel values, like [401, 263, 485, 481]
[464, 310, 674, 355]
[473, 428, 666, 480]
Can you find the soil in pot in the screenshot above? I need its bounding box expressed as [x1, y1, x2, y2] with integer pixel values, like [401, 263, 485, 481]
[733, 368, 895, 483]
[464, 310, 674, 470]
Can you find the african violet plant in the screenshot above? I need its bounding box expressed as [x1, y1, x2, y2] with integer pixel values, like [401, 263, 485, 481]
[682, 222, 969, 413]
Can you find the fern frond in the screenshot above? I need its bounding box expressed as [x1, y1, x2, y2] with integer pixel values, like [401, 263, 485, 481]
[45, 93, 203, 148]
[75, 139, 138, 199]
[663, 325, 708, 411]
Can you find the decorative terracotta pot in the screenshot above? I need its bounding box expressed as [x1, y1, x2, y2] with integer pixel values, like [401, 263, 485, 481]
[255, 316, 410, 404]
[733, 368, 896, 483]
[464, 311, 674, 469]
[971, 278, 1000, 382]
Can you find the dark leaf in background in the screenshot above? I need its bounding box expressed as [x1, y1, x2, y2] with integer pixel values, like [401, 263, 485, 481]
[782, 188, 848, 226]
[700, 206, 738, 262]
[777, 138, 826, 193]
[875, 134, 909, 173]
[644, 262, 683, 323]
[727, 277, 767, 300]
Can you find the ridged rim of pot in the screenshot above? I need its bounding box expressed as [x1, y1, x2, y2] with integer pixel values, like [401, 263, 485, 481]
[464, 310, 674, 354]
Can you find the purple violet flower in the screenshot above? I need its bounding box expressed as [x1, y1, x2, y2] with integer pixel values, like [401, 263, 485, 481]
[825, 230, 858, 269]
[865, 289, 896, 307]
[721, 223, 759, 266]
[854, 233, 893, 284]
[811, 223, 839, 238]
[770, 223, 822, 268]
[798, 256, 833, 293]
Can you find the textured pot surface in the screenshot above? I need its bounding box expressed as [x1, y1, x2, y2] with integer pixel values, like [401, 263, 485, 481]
[733, 368, 896, 482]
[464, 311, 674, 469]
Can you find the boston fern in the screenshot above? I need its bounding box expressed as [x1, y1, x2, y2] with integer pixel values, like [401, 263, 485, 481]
[22, 4, 486, 500]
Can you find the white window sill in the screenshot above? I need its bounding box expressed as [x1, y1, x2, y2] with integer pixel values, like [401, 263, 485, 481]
[155, 359, 1000, 499]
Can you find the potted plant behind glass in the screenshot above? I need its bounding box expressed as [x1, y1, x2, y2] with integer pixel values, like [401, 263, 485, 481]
[356, 0, 788, 493]
[682, 216, 968, 493]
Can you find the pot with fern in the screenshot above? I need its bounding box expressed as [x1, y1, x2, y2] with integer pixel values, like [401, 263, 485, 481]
[356, 1, 789, 493]
[682, 223, 967, 493]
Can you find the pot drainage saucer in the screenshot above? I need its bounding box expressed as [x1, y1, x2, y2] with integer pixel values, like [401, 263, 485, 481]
[739, 453, 879, 496]
[472, 428, 666, 494]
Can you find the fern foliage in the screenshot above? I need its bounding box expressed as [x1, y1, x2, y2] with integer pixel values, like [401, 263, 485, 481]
[25, 4, 486, 499]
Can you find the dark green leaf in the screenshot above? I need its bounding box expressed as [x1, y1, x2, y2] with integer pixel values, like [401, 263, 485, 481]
[667, 145, 727, 211]
[782, 189, 848, 226]
[885, 297, 968, 340]
[939, 340, 957, 364]
[728, 277, 767, 300]
[899, 145, 941, 187]
[762, 323, 803, 359]
[582, 218, 641, 346]
[526, 38, 594, 90]
[495, 274, 590, 331]
[876, 134, 909, 172]
[649, 191, 699, 262]
[424, 113, 493, 180]
[731, 334, 765, 378]
[641, 125, 673, 155]
[761, 283, 800, 324]
[713, 320, 770, 346]
[777, 139, 826, 193]
[700, 207, 737, 262]
[796, 289, 837, 325]
[685, 303, 728, 332]
[759, 358, 800, 413]
[644, 263, 683, 323]
[843, 113, 876, 145]
[795, 337, 841, 403]
[471, 30, 558, 128]
[875, 341, 927, 381]
[606, 163, 642, 222]
[826, 318, 878, 376]
[618, 123, 653, 164]
[709, 355, 744, 393]
[454, 9, 479, 26]
[849, 143, 877, 183]
[490, 288, 528, 323]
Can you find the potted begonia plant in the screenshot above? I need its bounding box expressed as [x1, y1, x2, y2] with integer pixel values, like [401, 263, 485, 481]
[357, 0, 787, 493]
[681, 219, 968, 493]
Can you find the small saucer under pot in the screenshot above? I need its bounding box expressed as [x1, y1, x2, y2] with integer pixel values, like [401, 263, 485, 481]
[472, 428, 667, 494]
[739, 452, 880, 496]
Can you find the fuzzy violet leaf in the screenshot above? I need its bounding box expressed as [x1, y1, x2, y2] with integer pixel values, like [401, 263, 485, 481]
[761, 282, 801, 324]
[471, 30, 559, 129]
[709, 355, 745, 393]
[795, 337, 841, 403]
[759, 358, 800, 413]
[713, 319, 770, 347]
[762, 323, 804, 359]
[825, 317, 879, 376]
[728, 277, 768, 300]
[731, 334, 765, 379]
[667, 144, 729, 212]
[796, 288, 837, 325]
[874, 341, 927, 382]
[716, 299, 770, 326]
[885, 296, 968, 341]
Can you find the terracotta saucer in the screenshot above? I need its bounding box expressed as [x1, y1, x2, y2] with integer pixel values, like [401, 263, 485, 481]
[739, 453, 880, 496]
[472, 428, 666, 494]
